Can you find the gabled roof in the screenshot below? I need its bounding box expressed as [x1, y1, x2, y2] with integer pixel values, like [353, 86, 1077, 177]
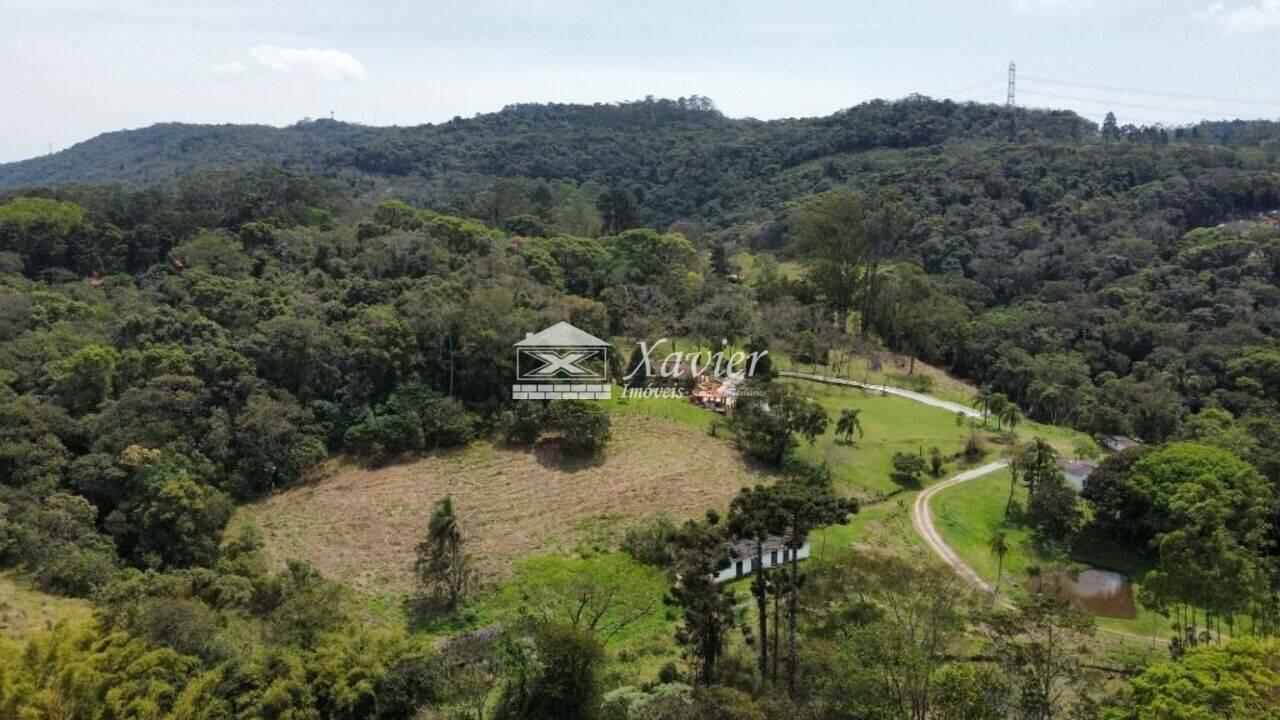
[514, 321, 610, 347]
[1055, 458, 1096, 477]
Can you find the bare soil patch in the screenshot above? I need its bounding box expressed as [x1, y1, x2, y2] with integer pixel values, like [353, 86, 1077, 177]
[235, 415, 767, 594]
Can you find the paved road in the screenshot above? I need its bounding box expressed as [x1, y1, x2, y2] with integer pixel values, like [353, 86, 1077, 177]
[779, 370, 982, 419]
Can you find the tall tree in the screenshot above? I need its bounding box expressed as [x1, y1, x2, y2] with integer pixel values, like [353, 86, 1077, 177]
[597, 187, 639, 234]
[792, 188, 914, 333]
[726, 383, 828, 466]
[988, 596, 1097, 720]
[988, 530, 1010, 593]
[771, 478, 857, 695]
[667, 521, 736, 685]
[415, 495, 474, 609]
[727, 484, 788, 679]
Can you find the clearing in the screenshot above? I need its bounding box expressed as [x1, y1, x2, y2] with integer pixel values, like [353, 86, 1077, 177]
[235, 414, 768, 595]
[0, 574, 91, 643]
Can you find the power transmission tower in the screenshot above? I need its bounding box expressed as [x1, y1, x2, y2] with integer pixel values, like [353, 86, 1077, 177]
[1006, 61, 1018, 141]
[1006, 61, 1016, 106]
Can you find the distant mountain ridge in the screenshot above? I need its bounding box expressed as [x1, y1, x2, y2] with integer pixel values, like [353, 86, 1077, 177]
[3, 97, 1278, 228]
[0, 97, 1082, 189]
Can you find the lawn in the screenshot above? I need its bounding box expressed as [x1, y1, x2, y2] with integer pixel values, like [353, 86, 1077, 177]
[0, 574, 91, 643]
[779, 377, 977, 498]
[930, 469, 1170, 639]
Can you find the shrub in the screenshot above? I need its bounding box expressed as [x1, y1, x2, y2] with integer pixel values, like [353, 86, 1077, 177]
[542, 400, 611, 454]
[621, 514, 679, 567]
[963, 433, 986, 463]
[502, 402, 544, 445]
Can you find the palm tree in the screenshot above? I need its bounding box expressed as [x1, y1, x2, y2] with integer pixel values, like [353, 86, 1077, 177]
[972, 387, 994, 426]
[835, 408, 864, 444]
[1000, 404, 1021, 435]
[988, 530, 1010, 593]
[988, 393, 1010, 431]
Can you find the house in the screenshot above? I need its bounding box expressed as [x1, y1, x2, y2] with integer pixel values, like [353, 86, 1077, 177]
[1055, 458, 1096, 492]
[690, 376, 741, 413]
[712, 535, 810, 584]
[1101, 435, 1142, 453]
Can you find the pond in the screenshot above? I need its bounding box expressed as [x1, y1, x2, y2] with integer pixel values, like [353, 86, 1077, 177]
[1024, 568, 1137, 619]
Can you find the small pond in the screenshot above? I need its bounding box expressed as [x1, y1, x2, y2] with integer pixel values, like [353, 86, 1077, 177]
[1024, 569, 1137, 619]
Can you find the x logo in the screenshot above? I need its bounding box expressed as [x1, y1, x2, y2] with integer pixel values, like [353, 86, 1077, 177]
[525, 349, 597, 377]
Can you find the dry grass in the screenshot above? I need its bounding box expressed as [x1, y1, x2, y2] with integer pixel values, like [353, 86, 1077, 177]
[235, 415, 768, 595]
[0, 574, 91, 642]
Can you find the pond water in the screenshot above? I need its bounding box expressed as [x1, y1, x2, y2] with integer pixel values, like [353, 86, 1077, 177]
[1024, 569, 1137, 619]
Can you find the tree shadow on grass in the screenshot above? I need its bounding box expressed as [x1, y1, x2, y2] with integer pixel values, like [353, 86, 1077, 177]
[889, 471, 923, 490]
[402, 594, 483, 635]
[532, 437, 607, 472]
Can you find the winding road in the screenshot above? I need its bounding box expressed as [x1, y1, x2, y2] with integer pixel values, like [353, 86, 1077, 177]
[779, 369, 1006, 589]
[910, 460, 1009, 593]
[786, 370, 1166, 645]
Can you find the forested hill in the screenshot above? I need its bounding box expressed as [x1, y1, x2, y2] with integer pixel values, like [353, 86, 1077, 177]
[0, 97, 1093, 216]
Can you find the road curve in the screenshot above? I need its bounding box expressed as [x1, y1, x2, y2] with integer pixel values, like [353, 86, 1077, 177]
[911, 460, 1009, 594]
[910, 459, 1168, 646]
[781, 371, 1167, 644]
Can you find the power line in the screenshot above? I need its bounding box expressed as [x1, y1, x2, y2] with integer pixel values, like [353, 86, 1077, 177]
[1020, 89, 1273, 119]
[928, 75, 1004, 98]
[1021, 74, 1280, 108]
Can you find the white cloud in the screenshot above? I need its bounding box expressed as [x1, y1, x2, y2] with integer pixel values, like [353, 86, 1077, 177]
[1202, 0, 1280, 33]
[241, 45, 368, 81]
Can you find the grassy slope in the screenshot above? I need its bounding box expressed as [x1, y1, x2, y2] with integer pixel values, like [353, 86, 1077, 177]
[235, 413, 769, 595]
[0, 574, 91, 643]
[931, 470, 1169, 639]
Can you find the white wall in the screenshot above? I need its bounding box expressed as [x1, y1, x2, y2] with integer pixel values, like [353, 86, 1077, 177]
[711, 541, 811, 583]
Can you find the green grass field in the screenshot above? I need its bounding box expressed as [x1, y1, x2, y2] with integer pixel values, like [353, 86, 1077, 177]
[780, 378, 975, 497]
[930, 470, 1170, 639]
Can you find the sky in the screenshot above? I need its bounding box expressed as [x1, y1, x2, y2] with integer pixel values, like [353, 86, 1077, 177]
[2, 0, 1279, 163]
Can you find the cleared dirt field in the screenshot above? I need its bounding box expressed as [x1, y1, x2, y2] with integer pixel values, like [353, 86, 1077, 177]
[235, 414, 767, 595]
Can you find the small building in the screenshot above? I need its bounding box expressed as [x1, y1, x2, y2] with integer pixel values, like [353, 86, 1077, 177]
[1055, 458, 1097, 492]
[1101, 435, 1142, 453]
[690, 377, 741, 413]
[712, 535, 810, 584]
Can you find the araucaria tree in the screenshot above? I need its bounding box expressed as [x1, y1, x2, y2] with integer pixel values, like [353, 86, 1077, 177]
[792, 188, 913, 334]
[727, 484, 789, 679]
[416, 495, 474, 609]
[667, 520, 736, 685]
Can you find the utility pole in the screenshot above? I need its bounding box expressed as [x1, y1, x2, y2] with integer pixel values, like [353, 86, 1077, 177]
[1006, 61, 1018, 141]
[1006, 61, 1016, 107]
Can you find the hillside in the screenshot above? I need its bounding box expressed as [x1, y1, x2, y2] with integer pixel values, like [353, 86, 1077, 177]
[236, 414, 767, 594]
[0, 97, 1094, 223]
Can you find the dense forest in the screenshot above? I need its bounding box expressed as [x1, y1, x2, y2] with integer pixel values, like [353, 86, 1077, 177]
[1, 97, 1279, 718]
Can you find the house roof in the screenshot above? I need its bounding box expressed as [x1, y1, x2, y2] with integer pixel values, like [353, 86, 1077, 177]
[1055, 458, 1096, 477]
[1102, 435, 1142, 451]
[724, 535, 803, 559]
[514, 321, 610, 347]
